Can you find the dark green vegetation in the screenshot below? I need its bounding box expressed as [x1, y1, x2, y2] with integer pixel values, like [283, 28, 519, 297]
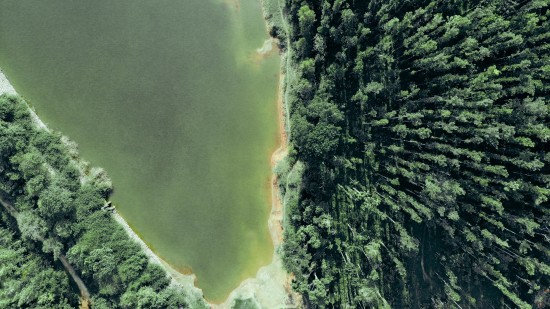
[276, 0, 550, 308]
[0, 223, 74, 308]
[0, 94, 204, 308]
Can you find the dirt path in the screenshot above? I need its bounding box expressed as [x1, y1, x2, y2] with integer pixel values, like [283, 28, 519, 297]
[59, 255, 91, 308]
[278, 0, 292, 138]
[0, 197, 91, 308]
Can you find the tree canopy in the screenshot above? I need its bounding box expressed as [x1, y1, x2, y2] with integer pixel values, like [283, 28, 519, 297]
[275, 0, 550, 307]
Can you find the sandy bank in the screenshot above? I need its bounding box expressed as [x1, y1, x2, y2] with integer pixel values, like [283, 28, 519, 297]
[0, 70, 16, 95]
[212, 0, 301, 307]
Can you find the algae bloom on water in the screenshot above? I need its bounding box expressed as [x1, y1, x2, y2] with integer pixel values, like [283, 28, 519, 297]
[0, 0, 280, 301]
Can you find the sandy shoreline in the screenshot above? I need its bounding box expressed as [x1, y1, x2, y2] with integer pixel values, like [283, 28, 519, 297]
[213, 71, 295, 309]
[111, 213, 206, 304]
[0, 70, 16, 95]
[212, 0, 298, 306]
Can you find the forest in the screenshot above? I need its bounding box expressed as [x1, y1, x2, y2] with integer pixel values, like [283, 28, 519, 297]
[272, 0, 550, 308]
[1, 0, 549, 308]
[0, 94, 205, 308]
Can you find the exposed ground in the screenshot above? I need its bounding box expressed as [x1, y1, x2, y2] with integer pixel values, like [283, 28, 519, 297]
[0, 70, 16, 95]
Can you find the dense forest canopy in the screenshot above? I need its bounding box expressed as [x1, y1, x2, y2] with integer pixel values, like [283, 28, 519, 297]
[274, 0, 549, 308]
[0, 94, 205, 308]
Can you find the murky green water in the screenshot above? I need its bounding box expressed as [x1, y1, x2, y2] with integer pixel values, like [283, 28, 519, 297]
[0, 0, 279, 301]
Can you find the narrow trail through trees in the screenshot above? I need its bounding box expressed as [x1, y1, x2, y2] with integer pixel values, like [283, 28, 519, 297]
[0, 197, 91, 308]
[278, 0, 292, 137]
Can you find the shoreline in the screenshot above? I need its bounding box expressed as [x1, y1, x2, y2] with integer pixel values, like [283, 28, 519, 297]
[0, 70, 49, 132]
[111, 212, 206, 305]
[213, 72, 294, 309]
[212, 0, 299, 307]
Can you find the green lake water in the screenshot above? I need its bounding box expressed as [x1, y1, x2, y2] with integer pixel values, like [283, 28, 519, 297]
[0, 0, 279, 301]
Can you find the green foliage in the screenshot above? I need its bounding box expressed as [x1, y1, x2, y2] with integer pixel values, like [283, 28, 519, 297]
[0, 225, 75, 308]
[298, 4, 316, 38]
[277, 0, 550, 307]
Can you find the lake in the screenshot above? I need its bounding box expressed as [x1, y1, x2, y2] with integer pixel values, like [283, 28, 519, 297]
[0, 0, 279, 301]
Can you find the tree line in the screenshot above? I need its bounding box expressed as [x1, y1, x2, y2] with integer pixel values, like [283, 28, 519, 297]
[272, 0, 549, 307]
